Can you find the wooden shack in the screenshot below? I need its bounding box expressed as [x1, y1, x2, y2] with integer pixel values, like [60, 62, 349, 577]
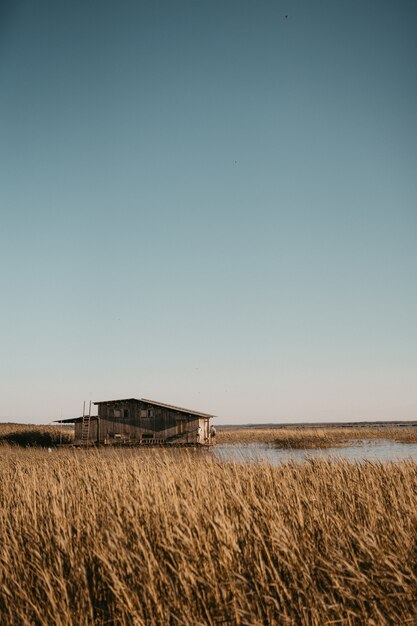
[58, 398, 215, 447]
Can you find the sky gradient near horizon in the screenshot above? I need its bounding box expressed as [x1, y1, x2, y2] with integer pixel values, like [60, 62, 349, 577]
[1, 0, 416, 424]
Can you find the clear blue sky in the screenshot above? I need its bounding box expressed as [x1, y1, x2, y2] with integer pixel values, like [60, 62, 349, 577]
[1, 0, 416, 423]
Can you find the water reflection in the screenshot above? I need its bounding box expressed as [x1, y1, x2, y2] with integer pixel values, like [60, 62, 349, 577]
[212, 440, 417, 464]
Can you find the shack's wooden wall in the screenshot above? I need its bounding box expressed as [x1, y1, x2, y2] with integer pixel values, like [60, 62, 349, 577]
[74, 399, 210, 445]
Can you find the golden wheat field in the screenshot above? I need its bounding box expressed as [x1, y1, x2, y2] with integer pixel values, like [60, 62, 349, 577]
[1, 444, 417, 626]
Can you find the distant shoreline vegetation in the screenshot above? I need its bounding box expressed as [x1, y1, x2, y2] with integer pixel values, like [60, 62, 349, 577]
[218, 426, 417, 448]
[0, 423, 73, 447]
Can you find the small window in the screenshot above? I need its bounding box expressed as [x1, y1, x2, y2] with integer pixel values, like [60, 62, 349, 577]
[124, 409, 129, 418]
[114, 410, 121, 418]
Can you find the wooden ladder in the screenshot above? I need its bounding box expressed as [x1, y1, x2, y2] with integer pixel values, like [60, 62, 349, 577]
[81, 401, 92, 447]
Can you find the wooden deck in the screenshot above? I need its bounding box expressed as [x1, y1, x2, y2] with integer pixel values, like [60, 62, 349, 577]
[65, 441, 213, 449]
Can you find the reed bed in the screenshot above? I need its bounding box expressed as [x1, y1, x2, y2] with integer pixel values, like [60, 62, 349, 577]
[0, 423, 73, 447]
[218, 426, 417, 448]
[1, 447, 417, 625]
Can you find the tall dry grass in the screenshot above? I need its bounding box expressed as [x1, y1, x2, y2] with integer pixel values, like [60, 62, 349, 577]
[219, 426, 417, 448]
[0, 423, 73, 447]
[1, 447, 417, 625]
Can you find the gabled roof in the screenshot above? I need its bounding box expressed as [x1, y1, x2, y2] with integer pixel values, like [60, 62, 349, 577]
[93, 398, 140, 405]
[141, 398, 214, 418]
[93, 397, 215, 418]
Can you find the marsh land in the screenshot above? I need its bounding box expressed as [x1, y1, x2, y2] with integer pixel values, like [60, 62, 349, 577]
[1, 424, 417, 625]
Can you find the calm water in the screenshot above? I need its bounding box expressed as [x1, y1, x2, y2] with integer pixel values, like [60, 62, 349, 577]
[212, 440, 417, 464]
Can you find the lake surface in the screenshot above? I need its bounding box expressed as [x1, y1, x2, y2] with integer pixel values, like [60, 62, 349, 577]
[212, 440, 417, 464]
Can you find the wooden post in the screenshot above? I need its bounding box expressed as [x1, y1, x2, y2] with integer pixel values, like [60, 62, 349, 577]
[97, 405, 100, 446]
